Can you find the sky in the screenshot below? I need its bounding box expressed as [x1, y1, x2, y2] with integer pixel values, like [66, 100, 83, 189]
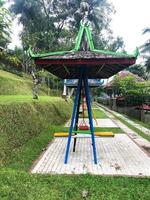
[8, 0, 150, 54]
[109, 0, 150, 52]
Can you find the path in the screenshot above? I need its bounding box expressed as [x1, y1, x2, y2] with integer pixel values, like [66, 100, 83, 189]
[98, 104, 150, 135]
[97, 103, 150, 154]
[65, 118, 118, 128]
[31, 103, 150, 176]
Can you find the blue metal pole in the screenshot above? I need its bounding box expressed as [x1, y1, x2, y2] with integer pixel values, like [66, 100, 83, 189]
[83, 70, 98, 164]
[73, 83, 82, 152]
[64, 70, 83, 164]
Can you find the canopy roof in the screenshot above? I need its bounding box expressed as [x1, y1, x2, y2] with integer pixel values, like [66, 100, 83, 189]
[28, 21, 138, 79]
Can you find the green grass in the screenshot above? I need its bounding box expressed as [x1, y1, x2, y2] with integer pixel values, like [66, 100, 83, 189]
[62, 125, 123, 134]
[0, 95, 61, 104]
[127, 115, 150, 129]
[94, 127, 124, 133]
[81, 108, 107, 119]
[94, 109, 107, 118]
[97, 104, 150, 141]
[0, 113, 148, 200]
[0, 95, 150, 199]
[0, 69, 29, 81]
[0, 97, 72, 166]
[0, 69, 52, 95]
[115, 116, 150, 142]
[7, 124, 66, 171]
[0, 169, 150, 200]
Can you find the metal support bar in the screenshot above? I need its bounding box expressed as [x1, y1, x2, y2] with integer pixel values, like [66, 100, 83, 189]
[64, 68, 98, 164]
[83, 70, 98, 164]
[64, 70, 83, 164]
[73, 83, 82, 152]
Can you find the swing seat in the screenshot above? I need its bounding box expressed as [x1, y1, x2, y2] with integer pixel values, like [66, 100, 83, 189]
[54, 132, 75, 137]
[79, 124, 89, 130]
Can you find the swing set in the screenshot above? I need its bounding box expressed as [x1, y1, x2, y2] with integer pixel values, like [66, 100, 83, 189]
[29, 18, 138, 164]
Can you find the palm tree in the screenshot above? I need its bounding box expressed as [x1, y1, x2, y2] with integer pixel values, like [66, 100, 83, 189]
[141, 28, 150, 72]
[10, 0, 116, 51]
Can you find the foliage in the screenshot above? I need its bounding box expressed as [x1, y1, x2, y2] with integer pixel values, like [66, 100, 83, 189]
[0, 50, 22, 69]
[126, 64, 147, 80]
[92, 86, 104, 97]
[140, 27, 150, 73]
[10, 0, 124, 51]
[111, 74, 122, 96]
[112, 75, 150, 106]
[0, 2, 12, 47]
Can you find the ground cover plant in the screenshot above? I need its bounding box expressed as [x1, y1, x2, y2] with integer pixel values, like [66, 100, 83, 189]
[0, 96, 72, 167]
[127, 115, 150, 129]
[0, 70, 53, 96]
[96, 103, 150, 142]
[0, 169, 150, 200]
[115, 116, 150, 142]
[0, 72, 150, 200]
[82, 108, 107, 119]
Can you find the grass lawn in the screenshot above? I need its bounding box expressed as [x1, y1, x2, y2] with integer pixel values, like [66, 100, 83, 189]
[81, 108, 107, 119]
[1, 124, 149, 200]
[94, 127, 124, 133]
[0, 96, 72, 166]
[62, 127, 123, 134]
[97, 104, 150, 142]
[0, 95, 61, 104]
[1, 169, 150, 200]
[0, 93, 150, 199]
[94, 109, 107, 118]
[127, 115, 150, 129]
[7, 125, 65, 171]
[115, 116, 150, 142]
[0, 69, 57, 96]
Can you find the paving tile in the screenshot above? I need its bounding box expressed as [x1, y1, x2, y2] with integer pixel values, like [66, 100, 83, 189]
[65, 118, 118, 128]
[32, 134, 150, 176]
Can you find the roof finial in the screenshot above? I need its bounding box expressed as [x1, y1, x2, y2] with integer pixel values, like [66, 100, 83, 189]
[80, 1, 90, 25]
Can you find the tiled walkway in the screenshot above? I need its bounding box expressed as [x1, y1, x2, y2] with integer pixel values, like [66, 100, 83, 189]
[100, 105, 150, 135]
[31, 103, 150, 176]
[31, 134, 150, 176]
[97, 104, 150, 152]
[65, 118, 118, 128]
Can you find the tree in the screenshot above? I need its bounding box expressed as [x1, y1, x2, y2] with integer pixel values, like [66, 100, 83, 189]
[112, 75, 150, 106]
[126, 64, 147, 80]
[10, 0, 124, 51]
[140, 28, 150, 73]
[0, 1, 12, 47]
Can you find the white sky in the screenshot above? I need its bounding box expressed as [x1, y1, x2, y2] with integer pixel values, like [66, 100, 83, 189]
[8, 0, 150, 53]
[8, 16, 23, 49]
[109, 0, 150, 52]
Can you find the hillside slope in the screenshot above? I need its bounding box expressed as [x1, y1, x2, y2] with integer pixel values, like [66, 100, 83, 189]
[0, 96, 72, 167]
[0, 70, 49, 95]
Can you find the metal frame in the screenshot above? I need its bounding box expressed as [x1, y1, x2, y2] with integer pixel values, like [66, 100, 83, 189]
[64, 68, 97, 164]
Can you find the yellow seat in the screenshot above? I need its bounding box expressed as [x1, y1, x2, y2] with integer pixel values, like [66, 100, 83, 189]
[54, 132, 114, 137]
[94, 132, 114, 137]
[54, 132, 74, 137]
